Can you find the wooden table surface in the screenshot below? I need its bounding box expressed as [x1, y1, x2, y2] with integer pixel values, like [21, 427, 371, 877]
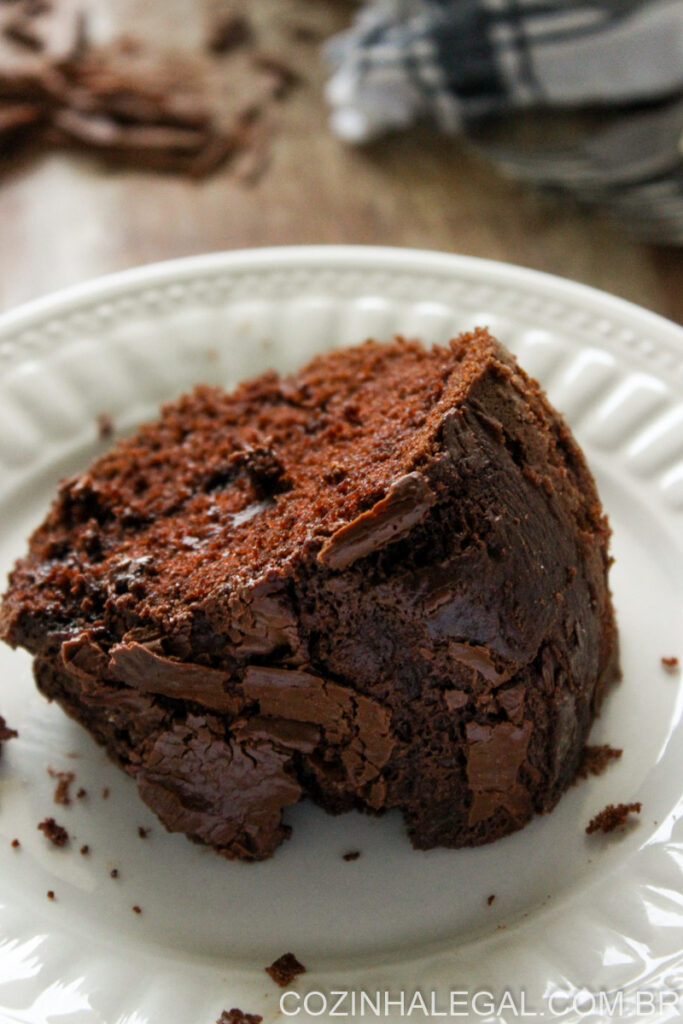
[1, 0, 681, 324]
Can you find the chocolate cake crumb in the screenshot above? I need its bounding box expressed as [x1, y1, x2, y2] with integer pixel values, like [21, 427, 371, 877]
[110, 868, 119, 878]
[342, 850, 360, 861]
[101, 787, 109, 799]
[76, 787, 86, 799]
[661, 656, 679, 673]
[217, 1009, 263, 1024]
[132, 904, 142, 914]
[576, 745, 622, 780]
[48, 767, 75, 805]
[265, 952, 306, 988]
[137, 825, 151, 838]
[46, 889, 55, 900]
[0, 715, 18, 755]
[207, 10, 252, 56]
[487, 894, 495, 906]
[96, 413, 114, 439]
[10, 838, 20, 848]
[37, 817, 68, 846]
[586, 802, 642, 835]
[79, 844, 89, 855]
[230, 443, 291, 498]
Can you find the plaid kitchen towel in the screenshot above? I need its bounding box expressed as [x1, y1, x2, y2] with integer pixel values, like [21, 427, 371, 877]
[325, 0, 683, 243]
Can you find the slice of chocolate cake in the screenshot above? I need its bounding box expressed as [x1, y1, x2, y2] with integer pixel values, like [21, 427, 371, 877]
[0, 329, 619, 860]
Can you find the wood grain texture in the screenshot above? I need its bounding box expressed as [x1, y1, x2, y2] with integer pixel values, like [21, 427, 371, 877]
[0, 0, 680, 324]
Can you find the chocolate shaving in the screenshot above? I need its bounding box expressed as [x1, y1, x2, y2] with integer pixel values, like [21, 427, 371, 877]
[0, 0, 299, 181]
[318, 473, 435, 570]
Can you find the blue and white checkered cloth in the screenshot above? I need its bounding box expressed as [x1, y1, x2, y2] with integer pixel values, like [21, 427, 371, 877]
[326, 0, 683, 243]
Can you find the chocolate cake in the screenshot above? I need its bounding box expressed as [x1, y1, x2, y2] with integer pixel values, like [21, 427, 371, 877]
[0, 330, 619, 860]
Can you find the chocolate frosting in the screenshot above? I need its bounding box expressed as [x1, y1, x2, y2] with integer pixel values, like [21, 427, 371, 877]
[220, 579, 301, 658]
[136, 714, 301, 860]
[242, 665, 394, 785]
[466, 721, 531, 791]
[465, 720, 532, 826]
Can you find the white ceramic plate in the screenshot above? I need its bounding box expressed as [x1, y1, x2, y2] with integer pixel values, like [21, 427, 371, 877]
[0, 247, 681, 1024]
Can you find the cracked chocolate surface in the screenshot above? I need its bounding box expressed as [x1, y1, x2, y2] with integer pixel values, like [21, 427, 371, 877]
[0, 331, 619, 859]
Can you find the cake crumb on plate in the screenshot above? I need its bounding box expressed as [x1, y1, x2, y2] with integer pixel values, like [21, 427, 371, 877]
[586, 802, 642, 834]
